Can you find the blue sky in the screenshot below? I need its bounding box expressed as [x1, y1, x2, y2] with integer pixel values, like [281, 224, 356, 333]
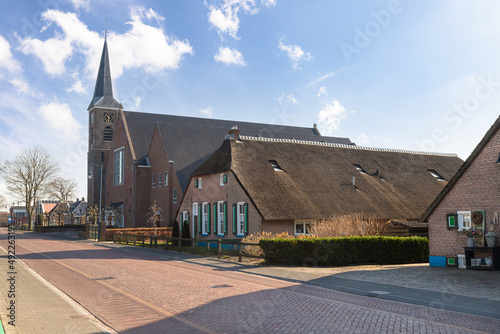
[1, 0, 500, 203]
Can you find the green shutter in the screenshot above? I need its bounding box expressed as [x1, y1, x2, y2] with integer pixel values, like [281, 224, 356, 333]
[224, 201, 228, 235]
[207, 204, 211, 234]
[194, 179, 198, 188]
[179, 212, 183, 231]
[244, 203, 248, 235]
[223, 174, 227, 184]
[199, 207, 202, 235]
[447, 213, 458, 230]
[232, 203, 237, 235]
[213, 203, 217, 234]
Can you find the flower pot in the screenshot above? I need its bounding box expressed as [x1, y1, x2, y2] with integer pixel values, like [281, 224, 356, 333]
[467, 237, 475, 247]
[485, 231, 497, 247]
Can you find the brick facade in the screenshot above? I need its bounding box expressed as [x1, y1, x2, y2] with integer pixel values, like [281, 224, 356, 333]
[177, 171, 263, 239]
[428, 127, 500, 258]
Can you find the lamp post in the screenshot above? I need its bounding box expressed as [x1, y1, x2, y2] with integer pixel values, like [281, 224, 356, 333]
[88, 164, 103, 241]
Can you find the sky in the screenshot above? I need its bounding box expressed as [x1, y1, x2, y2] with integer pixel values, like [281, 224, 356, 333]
[1, 0, 500, 207]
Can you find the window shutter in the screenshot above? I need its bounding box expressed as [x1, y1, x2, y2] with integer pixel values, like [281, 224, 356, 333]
[179, 212, 183, 231]
[224, 201, 228, 235]
[194, 179, 198, 188]
[213, 203, 217, 234]
[446, 213, 458, 230]
[207, 204, 211, 234]
[244, 203, 249, 235]
[223, 174, 227, 184]
[232, 204, 237, 235]
[199, 211, 202, 235]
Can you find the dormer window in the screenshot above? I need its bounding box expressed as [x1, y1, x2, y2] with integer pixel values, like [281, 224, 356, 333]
[428, 169, 446, 181]
[353, 164, 367, 174]
[269, 160, 283, 172]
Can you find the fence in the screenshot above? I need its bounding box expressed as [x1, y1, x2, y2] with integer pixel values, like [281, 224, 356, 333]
[112, 234, 262, 262]
[34, 225, 86, 234]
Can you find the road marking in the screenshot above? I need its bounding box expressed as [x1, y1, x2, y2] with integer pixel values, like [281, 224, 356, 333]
[17, 243, 218, 334]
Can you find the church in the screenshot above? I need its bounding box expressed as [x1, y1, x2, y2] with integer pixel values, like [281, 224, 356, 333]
[87, 39, 353, 227]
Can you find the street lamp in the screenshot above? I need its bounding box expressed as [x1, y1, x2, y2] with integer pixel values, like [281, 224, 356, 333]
[88, 164, 103, 241]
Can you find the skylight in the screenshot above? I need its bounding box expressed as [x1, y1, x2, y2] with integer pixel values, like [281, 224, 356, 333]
[353, 164, 367, 174]
[428, 169, 446, 181]
[269, 160, 284, 172]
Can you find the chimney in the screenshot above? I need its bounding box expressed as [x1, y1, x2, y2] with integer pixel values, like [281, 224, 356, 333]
[228, 126, 240, 141]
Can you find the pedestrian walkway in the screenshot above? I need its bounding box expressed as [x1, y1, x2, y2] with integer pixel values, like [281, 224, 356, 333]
[0, 246, 111, 334]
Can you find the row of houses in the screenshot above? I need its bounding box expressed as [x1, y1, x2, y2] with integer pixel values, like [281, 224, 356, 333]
[87, 38, 498, 269]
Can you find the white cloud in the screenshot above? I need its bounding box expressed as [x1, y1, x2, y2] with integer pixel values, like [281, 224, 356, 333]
[317, 86, 327, 97]
[39, 102, 82, 141]
[317, 99, 349, 134]
[199, 105, 214, 117]
[9, 79, 30, 94]
[262, 0, 277, 9]
[278, 37, 312, 71]
[214, 47, 246, 66]
[69, 0, 89, 10]
[206, 0, 258, 39]
[67, 79, 86, 94]
[278, 92, 297, 104]
[18, 8, 193, 80]
[0, 35, 21, 73]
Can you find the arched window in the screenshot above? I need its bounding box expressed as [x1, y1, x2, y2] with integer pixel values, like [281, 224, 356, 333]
[103, 126, 113, 142]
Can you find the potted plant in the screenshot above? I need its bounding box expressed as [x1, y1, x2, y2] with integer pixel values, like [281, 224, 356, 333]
[461, 228, 482, 247]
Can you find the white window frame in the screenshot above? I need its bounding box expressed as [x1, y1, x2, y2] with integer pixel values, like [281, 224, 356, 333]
[202, 202, 209, 235]
[152, 174, 156, 188]
[295, 220, 315, 236]
[458, 211, 471, 230]
[181, 210, 189, 229]
[198, 177, 202, 189]
[164, 171, 168, 187]
[220, 174, 227, 186]
[218, 201, 225, 236]
[113, 147, 125, 186]
[158, 173, 162, 188]
[173, 188, 177, 204]
[237, 202, 246, 237]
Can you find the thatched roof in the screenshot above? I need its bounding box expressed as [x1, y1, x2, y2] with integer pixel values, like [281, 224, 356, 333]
[192, 137, 463, 221]
[421, 115, 500, 222]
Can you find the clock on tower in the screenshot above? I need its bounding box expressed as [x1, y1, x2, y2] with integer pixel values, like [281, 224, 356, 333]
[103, 112, 115, 123]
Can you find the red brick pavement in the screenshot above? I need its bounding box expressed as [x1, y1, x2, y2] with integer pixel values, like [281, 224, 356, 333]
[1, 230, 499, 334]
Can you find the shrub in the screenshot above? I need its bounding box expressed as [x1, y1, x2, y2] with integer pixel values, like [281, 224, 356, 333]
[309, 213, 388, 237]
[172, 220, 180, 239]
[241, 231, 295, 257]
[259, 236, 428, 266]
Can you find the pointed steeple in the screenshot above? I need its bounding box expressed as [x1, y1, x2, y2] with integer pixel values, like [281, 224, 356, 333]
[88, 37, 120, 110]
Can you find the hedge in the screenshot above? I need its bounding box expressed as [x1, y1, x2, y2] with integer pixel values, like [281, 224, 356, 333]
[259, 236, 428, 266]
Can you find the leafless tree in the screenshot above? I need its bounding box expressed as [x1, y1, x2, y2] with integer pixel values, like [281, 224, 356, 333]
[51, 202, 68, 226]
[144, 200, 162, 236]
[0, 148, 60, 230]
[49, 178, 78, 201]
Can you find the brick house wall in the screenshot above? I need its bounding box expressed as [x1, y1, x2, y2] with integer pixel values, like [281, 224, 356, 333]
[262, 220, 295, 235]
[177, 171, 262, 239]
[428, 127, 500, 258]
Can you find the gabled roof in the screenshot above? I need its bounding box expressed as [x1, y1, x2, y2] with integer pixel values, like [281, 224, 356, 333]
[421, 115, 500, 222]
[88, 39, 121, 110]
[192, 137, 463, 221]
[123, 110, 353, 191]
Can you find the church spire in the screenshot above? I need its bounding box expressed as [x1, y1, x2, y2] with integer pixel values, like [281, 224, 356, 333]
[88, 36, 120, 110]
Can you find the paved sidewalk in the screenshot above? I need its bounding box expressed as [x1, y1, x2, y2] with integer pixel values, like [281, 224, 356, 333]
[0, 245, 111, 334]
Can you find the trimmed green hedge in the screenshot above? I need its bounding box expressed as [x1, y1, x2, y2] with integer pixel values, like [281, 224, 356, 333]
[259, 236, 429, 266]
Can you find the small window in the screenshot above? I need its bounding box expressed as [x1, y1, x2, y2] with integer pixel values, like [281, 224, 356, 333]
[103, 126, 113, 142]
[458, 211, 471, 230]
[152, 174, 156, 188]
[202, 202, 209, 235]
[164, 171, 168, 187]
[353, 164, 367, 174]
[220, 174, 228, 186]
[173, 188, 177, 204]
[158, 173, 162, 188]
[428, 169, 446, 181]
[295, 220, 315, 236]
[269, 160, 283, 171]
[198, 178, 202, 189]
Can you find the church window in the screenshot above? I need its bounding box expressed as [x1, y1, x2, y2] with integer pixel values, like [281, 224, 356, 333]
[114, 147, 124, 186]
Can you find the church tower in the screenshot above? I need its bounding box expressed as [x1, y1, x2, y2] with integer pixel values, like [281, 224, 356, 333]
[87, 37, 121, 210]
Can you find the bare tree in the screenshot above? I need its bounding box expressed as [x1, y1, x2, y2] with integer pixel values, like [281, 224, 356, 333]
[49, 178, 78, 201]
[0, 193, 7, 209]
[144, 200, 162, 236]
[0, 148, 60, 230]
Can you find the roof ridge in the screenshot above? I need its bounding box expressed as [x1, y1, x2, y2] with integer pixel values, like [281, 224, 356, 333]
[240, 135, 458, 157]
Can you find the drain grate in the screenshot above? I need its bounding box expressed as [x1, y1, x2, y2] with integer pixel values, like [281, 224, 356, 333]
[209, 284, 232, 289]
[91, 277, 114, 281]
[365, 291, 390, 298]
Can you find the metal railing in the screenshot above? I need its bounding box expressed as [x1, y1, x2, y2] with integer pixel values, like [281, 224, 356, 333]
[112, 234, 262, 262]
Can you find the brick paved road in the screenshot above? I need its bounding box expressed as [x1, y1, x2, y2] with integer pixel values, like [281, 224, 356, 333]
[1, 231, 499, 334]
